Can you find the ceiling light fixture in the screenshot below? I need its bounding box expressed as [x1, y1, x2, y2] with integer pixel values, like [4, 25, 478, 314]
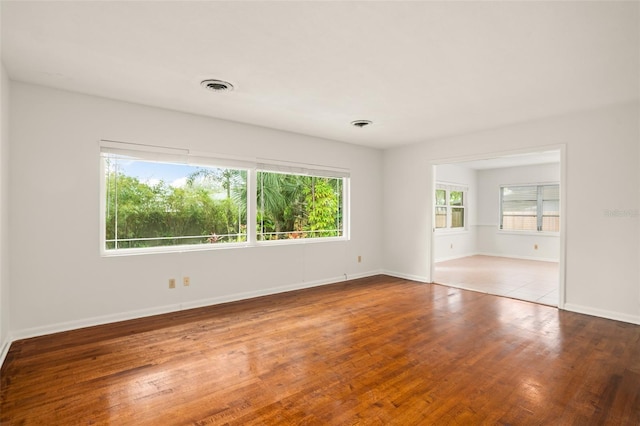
[201, 79, 234, 92]
[351, 120, 372, 128]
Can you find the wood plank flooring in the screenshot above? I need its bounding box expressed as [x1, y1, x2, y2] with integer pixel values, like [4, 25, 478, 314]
[1, 275, 639, 425]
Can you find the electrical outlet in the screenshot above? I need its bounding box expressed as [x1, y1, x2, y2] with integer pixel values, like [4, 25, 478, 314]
[357, 256, 362, 263]
[183, 276, 190, 287]
[169, 278, 176, 289]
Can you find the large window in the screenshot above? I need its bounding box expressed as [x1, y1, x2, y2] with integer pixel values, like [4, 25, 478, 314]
[101, 142, 349, 254]
[435, 184, 466, 230]
[257, 171, 345, 241]
[500, 184, 559, 232]
[103, 150, 247, 250]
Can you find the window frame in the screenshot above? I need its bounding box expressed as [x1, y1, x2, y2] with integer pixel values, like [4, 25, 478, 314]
[434, 183, 467, 232]
[100, 141, 350, 256]
[255, 168, 349, 245]
[499, 183, 560, 234]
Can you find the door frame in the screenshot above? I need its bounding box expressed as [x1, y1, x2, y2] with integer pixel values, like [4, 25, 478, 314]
[428, 144, 567, 308]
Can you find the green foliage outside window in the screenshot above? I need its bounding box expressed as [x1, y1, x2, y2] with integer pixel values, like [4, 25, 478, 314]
[104, 157, 345, 251]
[105, 162, 247, 249]
[257, 172, 343, 240]
[435, 186, 465, 229]
[449, 191, 463, 206]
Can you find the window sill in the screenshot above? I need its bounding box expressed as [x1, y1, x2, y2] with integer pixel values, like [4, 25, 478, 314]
[256, 236, 348, 246]
[434, 228, 468, 235]
[101, 241, 251, 257]
[101, 236, 349, 257]
[497, 230, 560, 237]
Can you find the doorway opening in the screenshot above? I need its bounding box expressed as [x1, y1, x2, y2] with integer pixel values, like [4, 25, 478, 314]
[430, 148, 565, 307]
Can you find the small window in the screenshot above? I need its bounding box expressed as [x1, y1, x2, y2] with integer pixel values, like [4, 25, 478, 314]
[500, 184, 559, 232]
[435, 184, 466, 230]
[257, 171, 345, 240]
[102, 149, 247, 251]
[435, 189, 447, 229]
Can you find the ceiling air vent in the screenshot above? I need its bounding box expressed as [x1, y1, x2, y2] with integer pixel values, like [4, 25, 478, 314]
[351, 120, 372, 128]
[201, 79, 234, 92]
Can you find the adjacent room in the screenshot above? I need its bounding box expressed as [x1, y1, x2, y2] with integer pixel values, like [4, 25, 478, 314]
[0, 1, 638, 424]
[432, 152, 561, 306]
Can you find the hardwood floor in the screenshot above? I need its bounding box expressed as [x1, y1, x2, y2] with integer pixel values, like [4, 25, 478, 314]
[2, 275, 639, 425]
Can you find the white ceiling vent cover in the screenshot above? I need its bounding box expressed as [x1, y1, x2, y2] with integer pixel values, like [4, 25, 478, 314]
[201, 79, 234, 92]
[351, 120, 372, 128]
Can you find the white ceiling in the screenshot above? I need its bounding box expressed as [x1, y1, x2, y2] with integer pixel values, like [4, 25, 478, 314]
[1, 1, 638, 150]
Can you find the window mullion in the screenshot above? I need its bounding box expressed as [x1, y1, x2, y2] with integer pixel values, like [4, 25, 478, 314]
[537, 185, 543, 231]
[248, 169, 257, 244]
[114, 157, 119, 250]
[499, 187, 504, 229]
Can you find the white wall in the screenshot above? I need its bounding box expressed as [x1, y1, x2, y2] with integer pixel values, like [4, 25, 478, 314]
[8, 82, 383, 338]
[383, 102, 640, 324]
[433, 164, 477, 261]
[0, 63, 10, 358]
[4, 82, 639, 344]
[433, 162, 560, 263]
[476, 163, 560, 261]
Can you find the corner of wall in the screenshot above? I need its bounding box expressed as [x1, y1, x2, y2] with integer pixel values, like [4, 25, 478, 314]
[0, 61, 12, 368]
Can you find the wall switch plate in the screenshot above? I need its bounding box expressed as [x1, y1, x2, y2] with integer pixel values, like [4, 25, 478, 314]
[169, 278, 176, 289]
[183, 276, 190, 286]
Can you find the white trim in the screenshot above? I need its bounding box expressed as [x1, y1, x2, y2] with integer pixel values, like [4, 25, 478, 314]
[434, 228, 469, 236]
[101, 139, 257, 169]
[257, 158, 350, 178]
[99, 140, 351, 256]
[347, 270, 384, 281]
[558, 144, 567, 308]
[498, 180, 560, 187]
[563, 303, 640, 326]
[475, 223, 561, 237]
[7, 271, 383, 343]
[429, 144, 565, 167]
[179, 271, 382, 311]
[100, 139, 189, 163]
[496, 230, 560, 237]
[102, 241, 251, 257]
[0, 337, 11, 368]
[474, 252, 560, 263]
[255, 235, 348, 247]
[11, 302, 183, 342]
[435, 182, 469, 192]
[434, 252, 478, 263]
[381, 270, 429, 283]
[430, 143, 567, 309]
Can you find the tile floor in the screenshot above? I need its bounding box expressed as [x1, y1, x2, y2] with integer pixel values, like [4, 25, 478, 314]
[433, 255, 559, 306]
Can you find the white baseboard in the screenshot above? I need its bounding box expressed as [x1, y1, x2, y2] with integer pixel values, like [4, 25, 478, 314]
[434, 252, 477, 263]
[381, 270, 429, 283]
[7, 270, 383, 345]
[180, 270, 383, 311]
[563, 303, 640, 325]
[0, 337, 11, 369]
[347, 270, 385, 281]
[474, 252, 559, 263]
[11, 302, 184, 342]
